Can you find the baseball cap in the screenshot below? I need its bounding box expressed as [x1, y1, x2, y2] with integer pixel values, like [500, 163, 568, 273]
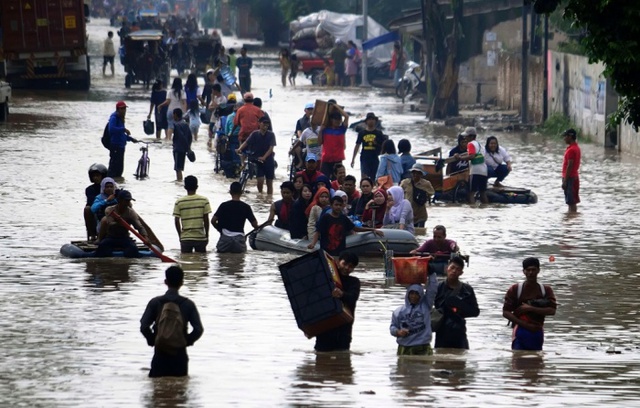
[461, 126, 477, 137]
[335, 38, 342, 44]
[227, 93, 237, 102]
[365, 112, 378, 121]
[243, 92, 254, 101]
[116, 101, 127, 109]
[305, 102, 315, 110]
[259, 116, 270, 123]
[117, 189, 135, 201]
[306, 153, 317, 162]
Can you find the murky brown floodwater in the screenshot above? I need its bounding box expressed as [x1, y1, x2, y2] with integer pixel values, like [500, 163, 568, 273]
[2, 18, 640, 407]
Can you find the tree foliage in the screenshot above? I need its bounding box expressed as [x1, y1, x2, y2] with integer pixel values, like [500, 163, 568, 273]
[558, 1, 640, 129]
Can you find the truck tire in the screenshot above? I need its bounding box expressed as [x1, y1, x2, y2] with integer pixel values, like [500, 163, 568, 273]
[310, 69, 322, 85]
[0, 101, 8, 122]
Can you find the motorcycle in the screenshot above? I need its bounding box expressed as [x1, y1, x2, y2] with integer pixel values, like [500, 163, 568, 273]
[395, 61, 425, 99]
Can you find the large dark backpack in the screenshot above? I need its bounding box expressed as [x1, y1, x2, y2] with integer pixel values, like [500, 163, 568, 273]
[101, 123, 111, 149]
[154, 300, 187, 354]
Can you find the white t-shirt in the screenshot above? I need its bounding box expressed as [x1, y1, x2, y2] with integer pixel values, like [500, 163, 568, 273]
[300, 127, 321, 157]
[466, 140, 488, 176]
[208, 95, 227, 111]
[485, 146, 512, 170]
[167, 90, 186, 112]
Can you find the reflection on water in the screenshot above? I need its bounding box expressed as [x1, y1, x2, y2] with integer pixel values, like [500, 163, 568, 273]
[510, 352, 545, 386]
[85, 260, 132, 290]
[3, 17, 640, 407]
[144, 377, 190, 408]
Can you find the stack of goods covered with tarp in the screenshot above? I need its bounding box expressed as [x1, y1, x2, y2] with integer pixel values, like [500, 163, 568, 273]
[289, 10, 393, 66]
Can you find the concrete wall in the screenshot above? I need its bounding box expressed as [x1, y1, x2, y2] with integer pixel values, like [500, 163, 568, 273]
[458, 19, 524, 105]
[547, 51, 613, 145]
[495, 52, 544, 122]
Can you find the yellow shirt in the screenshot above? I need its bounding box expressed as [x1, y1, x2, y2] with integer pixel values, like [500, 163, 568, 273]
[173, 194, 212, 241]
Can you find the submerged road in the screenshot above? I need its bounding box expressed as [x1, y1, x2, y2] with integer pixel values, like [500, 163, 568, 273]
[2, 18, 640, 407]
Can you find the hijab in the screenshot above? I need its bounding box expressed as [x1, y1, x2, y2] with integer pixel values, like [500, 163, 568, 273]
[305, 187, 330, 217]
[362, 188, 387, 226]
[388, 186, 406, 221]
[99, 177, 117, 198]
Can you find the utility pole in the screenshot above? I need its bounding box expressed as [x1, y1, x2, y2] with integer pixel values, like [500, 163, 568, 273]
[521, 1, 529, 124]
[543, 13, 549, 121]
[361, 0, 369, 86]
[421, 0, 432, 117]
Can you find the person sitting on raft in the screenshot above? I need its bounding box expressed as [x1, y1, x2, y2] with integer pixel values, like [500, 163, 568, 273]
[484, 135, 512, 188]
[383, 186, 415, 234]
[266, 181, 295, 231]
[85, 163, 107, 241]
[290, 184, 313, 239]
[410, 225, 460, 256]
[361, 188, 387, 228]
[96, 190, 148, 258]
[91, 177, 118, 233]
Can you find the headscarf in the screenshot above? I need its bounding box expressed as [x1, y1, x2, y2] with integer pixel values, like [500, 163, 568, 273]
[305, 187, 330, 217]
[362, 188, 387, 227]
[333, 190, 347, 200]
[388, 186, 406, 221]
[315, 174, 331, 190]
[99, 177, 117, 198]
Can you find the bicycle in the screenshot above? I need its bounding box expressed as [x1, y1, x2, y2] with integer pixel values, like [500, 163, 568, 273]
[238, 152, 259, 192]
[134, 142, 150, 179]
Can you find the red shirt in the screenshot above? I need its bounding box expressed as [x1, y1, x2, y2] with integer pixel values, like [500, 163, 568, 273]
[234, 104, 263, 143]
[321, 125, 347, 162]
[562, 142, 581, 178]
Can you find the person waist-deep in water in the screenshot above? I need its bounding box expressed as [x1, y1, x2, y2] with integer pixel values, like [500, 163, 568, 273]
[314, 251, 360, 352]
[140, 266, 204, 377]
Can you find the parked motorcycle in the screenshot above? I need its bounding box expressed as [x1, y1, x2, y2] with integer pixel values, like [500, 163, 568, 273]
[395, 61, 425, 99]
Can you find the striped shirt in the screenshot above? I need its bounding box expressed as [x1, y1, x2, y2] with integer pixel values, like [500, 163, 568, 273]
[173, 194, 212, 241]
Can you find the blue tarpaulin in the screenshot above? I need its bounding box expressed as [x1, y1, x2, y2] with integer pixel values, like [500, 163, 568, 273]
[362, 31, 400, 51]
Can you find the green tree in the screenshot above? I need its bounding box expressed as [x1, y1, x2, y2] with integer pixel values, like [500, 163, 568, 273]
[536, 0, 640, 129]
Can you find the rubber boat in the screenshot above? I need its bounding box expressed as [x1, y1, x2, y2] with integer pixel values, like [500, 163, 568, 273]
[435, 185, 538, 204]
[60, 241, 161, 258]
[61, 217, 165, 259]
[249, 226, 418, 256]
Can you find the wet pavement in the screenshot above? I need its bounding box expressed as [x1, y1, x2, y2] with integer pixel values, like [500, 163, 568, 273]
[2, 18, 640, 407]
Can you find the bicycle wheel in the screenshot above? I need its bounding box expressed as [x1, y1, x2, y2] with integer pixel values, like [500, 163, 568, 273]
[239, 169, 249, 191]
[453, 181, 468, 203]
[135, 159, 144, 179]
[143, 157, 150, 178]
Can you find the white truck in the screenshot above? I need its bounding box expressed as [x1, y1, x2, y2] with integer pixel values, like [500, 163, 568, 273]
[0, 80, 10, 121]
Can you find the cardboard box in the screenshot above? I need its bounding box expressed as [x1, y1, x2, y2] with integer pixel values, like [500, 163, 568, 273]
[279, 250, 351, 338]
[310, 99, 344, 128]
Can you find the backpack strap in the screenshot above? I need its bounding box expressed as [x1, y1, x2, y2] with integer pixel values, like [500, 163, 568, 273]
[517, 281, 546, 300]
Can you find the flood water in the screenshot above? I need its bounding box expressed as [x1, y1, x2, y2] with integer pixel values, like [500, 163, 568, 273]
[2, 18, 640, 407]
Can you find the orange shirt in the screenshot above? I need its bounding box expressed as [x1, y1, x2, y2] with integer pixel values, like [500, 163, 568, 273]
[234, 104, 263, 143]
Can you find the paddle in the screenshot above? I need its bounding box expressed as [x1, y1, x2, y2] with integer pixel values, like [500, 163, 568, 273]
[244, 221, 271, 239]
[110, 210, 177, 263]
